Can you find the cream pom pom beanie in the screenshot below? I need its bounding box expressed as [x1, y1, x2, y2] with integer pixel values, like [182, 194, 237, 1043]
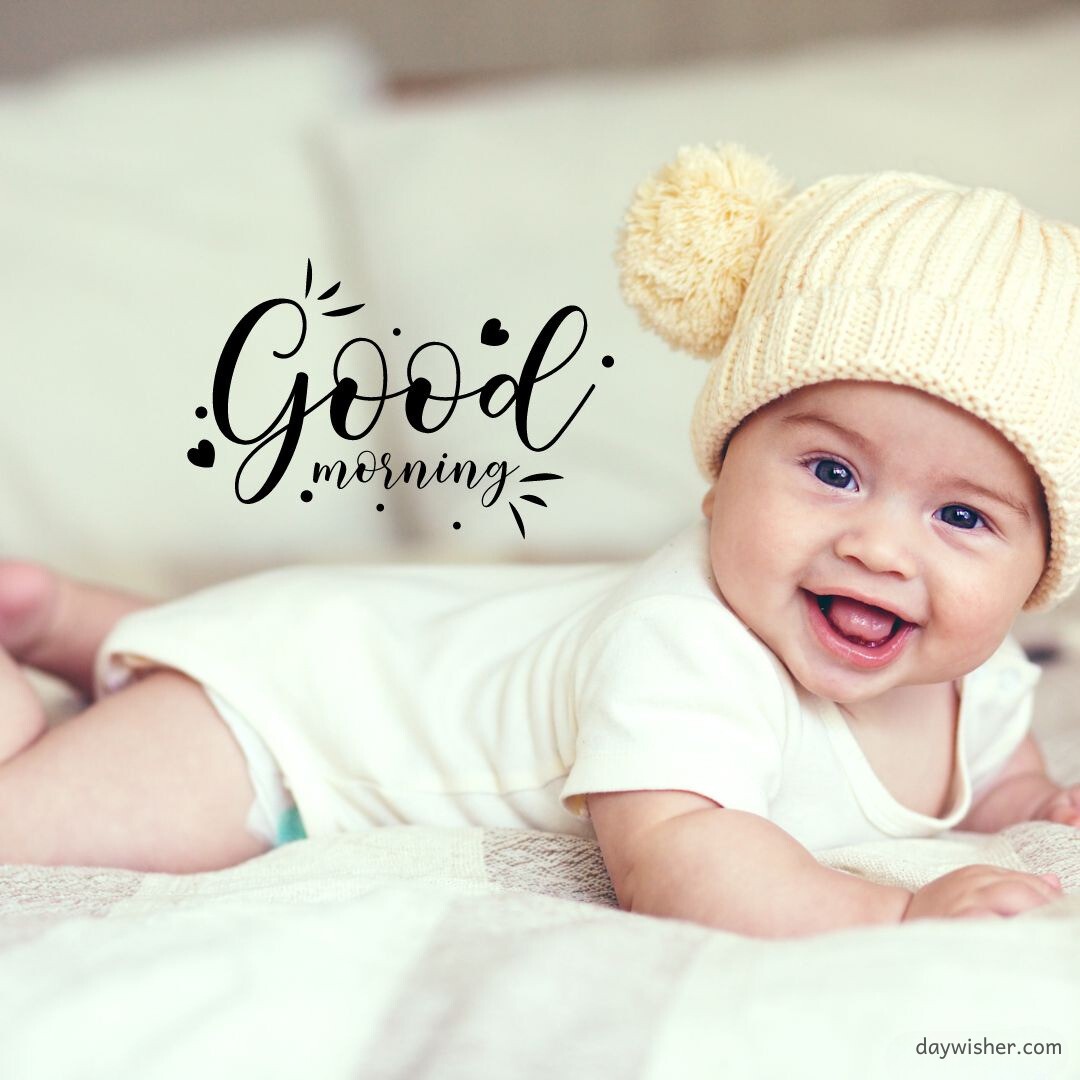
[616, 143, 1080, 613]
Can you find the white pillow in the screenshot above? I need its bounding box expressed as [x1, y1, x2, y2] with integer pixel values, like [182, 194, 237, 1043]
[0, 28, 398, 600]
[321, 8, 1080, 561]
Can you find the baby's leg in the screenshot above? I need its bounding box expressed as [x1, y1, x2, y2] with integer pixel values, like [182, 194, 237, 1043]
[0, 646, 47, 763]
[0, 560, 150, 698]
[0, 669, 270, 872]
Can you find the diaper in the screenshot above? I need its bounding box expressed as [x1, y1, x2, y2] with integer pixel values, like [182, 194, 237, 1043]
[204, 687, 307, 847]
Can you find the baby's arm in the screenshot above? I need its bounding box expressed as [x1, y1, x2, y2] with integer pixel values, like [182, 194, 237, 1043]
[588, 789, 1063, 938]
[588, 790, 911, 938]
[958, 734, 1074, 832]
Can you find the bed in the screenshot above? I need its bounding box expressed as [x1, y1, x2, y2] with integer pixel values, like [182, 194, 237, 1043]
[1, 12, 1079, 1078]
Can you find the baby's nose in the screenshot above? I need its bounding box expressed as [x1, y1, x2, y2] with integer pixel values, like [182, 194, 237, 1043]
[832, 515, 918, 579]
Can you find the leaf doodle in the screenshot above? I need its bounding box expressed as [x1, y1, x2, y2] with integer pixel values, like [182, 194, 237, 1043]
[509, 501, 527, 539]
[301, 260, 365, 318]
[505, 471, 563, 537]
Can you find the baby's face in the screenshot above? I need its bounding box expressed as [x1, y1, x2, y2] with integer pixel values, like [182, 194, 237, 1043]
[701, 380, 1049, 706]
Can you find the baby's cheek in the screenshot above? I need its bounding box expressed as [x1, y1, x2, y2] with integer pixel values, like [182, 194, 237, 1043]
[708, 516, 772, 617]
[709, 475, 800, 594]
[941, 592, 1013, 652]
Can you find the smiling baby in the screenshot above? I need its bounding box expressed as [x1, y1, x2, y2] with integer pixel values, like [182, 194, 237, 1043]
[0, 143, 1077, 939]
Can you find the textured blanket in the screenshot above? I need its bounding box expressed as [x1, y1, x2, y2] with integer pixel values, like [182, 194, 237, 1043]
[0, 822, 1078, 1080]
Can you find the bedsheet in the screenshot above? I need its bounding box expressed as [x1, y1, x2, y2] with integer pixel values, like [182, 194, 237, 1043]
[0, 821, 1078, 1080]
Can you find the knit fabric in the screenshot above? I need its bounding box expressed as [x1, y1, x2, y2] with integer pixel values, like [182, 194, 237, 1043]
[616, 145, 1080, 612]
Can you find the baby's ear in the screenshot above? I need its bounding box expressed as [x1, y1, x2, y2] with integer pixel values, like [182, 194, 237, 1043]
[701, 482, 717, 520]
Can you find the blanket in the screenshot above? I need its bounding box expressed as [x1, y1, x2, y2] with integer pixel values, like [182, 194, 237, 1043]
[1, 822, 1078, 1080]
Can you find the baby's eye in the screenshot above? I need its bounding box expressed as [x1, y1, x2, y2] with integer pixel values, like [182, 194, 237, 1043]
[806, 457, 856, 491]
[934, 505, 988, 531]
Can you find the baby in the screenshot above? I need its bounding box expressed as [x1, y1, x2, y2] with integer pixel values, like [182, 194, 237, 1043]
[0, 143, 1078, 940]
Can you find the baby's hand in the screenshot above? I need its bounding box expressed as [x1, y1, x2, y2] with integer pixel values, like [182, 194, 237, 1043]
[903, 865, 1062, 923]
[1032, 784, 1080, 827]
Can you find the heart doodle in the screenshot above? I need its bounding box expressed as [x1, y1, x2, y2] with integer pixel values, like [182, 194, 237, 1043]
[187, 439, 215, 468]
[481, 318, 509, 346]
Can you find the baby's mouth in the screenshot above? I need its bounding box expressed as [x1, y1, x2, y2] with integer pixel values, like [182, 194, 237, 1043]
[812, 592, 905, 647]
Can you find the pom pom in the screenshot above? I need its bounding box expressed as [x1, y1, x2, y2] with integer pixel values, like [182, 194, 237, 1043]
[616, 142, 794, 358]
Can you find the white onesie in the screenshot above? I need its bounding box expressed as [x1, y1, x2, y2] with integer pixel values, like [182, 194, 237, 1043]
[92, 520, 1042, 853]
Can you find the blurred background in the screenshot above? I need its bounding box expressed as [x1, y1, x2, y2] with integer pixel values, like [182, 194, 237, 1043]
[2, 0, 1073, 86]
[1, 0, 1078, 656]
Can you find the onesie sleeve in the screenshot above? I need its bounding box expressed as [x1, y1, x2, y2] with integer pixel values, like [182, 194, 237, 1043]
[559, 595, 788, 821]
[964, 632, 1044, 803]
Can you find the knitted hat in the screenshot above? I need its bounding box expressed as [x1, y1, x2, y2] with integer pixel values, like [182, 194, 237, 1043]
[616, 143, 1080, 612]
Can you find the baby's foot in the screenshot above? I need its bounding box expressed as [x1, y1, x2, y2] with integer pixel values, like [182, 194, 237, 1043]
[0, 561, 62, 665]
